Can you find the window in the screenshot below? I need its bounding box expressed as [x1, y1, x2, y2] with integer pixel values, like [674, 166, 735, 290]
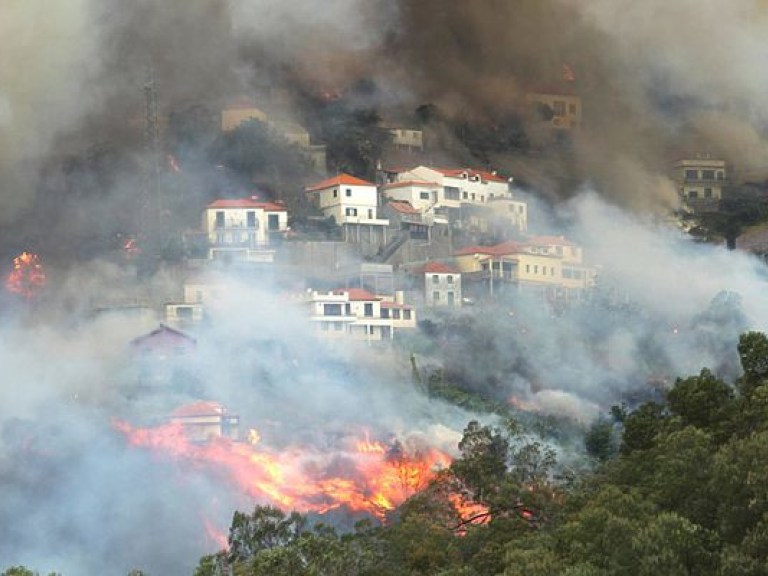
[688, 190, 699, 199]
[685, 169, 698, 180]
[368, 325, 375, 335]
[550, 267, 555, 275]
[471, 193, 476, 201]
[324, 303, 342, 316]
[333, 189, 338, 198]
[704, 188, 713, 199]
[247, 211, 257, 228]
[346, 188, 352, 197]
[447, 275, 454, 284]
[432, 275, 439, 284]
[534, 265, 539, 274]
[419, 191, 430, 200]
[215, 211, 225, 228]
[444, 186, 460, 201]
[393, 309, 401, 319]
[701, 170, 715, 180]
[553, 100, 566, 116]
[716, 171, 724, 180]
[364, 303, 373, 317]
[404, 309, 412, 320]
[345, 208, 358, 216]
[525, 264, 530, 273]
[462, 191, 469, 200]
[433, 291, 440, 302]
[345, 303, 352, 315]
[447, 292, 455, 306]
[176, 306, 193, 319]
[368, 209, 373, 219]
[569, 103, 577, 115]
[268, 213, 279, 230]
[381, 308, 390, 319]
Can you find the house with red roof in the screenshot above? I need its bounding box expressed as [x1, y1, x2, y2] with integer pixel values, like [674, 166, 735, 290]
[306, 173, 388, 226]
[453, 236, 596, 304]
[305, 287, 416, 341]
[203, 196, 288, 262]
[422, 261, 462, 308]
[170, 401, 240, 443]
[379, 165, 526, 234]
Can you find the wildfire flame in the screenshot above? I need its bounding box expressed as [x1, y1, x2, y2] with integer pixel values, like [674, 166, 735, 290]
[115, 420, 452, 520]
[5, 252, 45, 299]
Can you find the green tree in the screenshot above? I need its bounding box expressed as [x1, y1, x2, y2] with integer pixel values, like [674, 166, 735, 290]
[620, 402, 667, 454]
[667, 369, 734, 439]
[228, 505, 305, 563]
[737, 332, 768, 398]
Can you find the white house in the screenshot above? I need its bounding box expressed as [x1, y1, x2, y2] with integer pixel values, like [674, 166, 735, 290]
[380, 166, 525, 233]
[306, 287, 416, 342]
[422, 262, 462, 308]
[203, 197, 288, 262]
[306, 173, 388, 226]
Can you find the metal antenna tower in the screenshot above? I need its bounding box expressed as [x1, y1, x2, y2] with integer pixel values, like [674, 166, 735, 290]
[141, 63, 162, 261]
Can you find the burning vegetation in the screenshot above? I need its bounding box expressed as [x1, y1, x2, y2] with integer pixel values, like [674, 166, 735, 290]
[5, 252, 45, 300]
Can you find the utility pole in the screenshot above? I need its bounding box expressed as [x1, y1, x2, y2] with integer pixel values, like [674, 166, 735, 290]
[139, 62, 162, 276]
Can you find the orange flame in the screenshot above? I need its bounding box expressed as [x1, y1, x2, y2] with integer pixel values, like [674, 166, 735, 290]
[5, 252, 45, 299]
[114, 420, 452, 520]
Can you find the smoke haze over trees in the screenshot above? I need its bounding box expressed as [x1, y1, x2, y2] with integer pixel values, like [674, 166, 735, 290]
[4, 1, 768, 574]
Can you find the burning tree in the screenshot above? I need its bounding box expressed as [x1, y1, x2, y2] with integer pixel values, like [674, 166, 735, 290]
[5, 252, 45, 299]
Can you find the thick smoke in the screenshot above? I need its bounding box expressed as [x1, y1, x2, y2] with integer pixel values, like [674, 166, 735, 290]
[4, 1, 768, 573]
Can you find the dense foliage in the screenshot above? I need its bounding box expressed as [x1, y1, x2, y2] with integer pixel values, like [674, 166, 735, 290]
[192, 331, 768, 575]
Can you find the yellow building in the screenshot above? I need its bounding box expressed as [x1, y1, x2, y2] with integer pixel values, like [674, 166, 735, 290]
[454, 236, 595, 303]
[525, 85, 582, 129]
[221, 101, 268, 131]
[672, 153, 726, 205]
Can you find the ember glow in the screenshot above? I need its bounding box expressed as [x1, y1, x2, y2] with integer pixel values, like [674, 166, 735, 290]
[5, 251, 45, 299]
[115, 420, 452, 520]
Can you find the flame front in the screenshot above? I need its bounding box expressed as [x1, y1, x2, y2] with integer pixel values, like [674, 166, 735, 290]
[5, 251, 45, 299]
[115, 420, 452, 519]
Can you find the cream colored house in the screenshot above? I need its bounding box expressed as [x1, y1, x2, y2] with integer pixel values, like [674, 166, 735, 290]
[526, 87, 582, 129]
[454, 236, 595, 303]
[306, 173, 387, 225]
[388, 127, 424, 151]
[203, 198, 288, 262]
[306, 288, 416, 342]
[221, 102, 268, 132]
[672, 153, 726, 204]
[170, 401, 240, 443]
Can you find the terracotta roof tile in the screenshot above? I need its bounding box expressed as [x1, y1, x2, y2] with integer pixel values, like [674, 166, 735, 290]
[332, 288, 380, 301]
[306, 173, 375, 191]
[172, 401, 225, 418]
[385, 200, 420, 215]
[423, 261, 458, 274]
[207, 198, 287, 211]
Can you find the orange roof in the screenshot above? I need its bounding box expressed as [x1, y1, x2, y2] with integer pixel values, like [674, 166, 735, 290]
[382, 180, 440, 190]
[423, 261, 458, 274]
[332, 288, 380, 301]
[172, 401, 225, 418]
[385, 200, 420, 215]
[306, 173, 375, 191]
[207, 198, 287, 211]
[455, 240, 523, 257]
[433, 167, 508, 184]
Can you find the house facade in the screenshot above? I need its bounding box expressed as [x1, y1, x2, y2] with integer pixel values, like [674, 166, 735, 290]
[203, 198, 288, 262]
[454, 236, 596, 304]
[306, 173, 387, 226]
[526, 87, 582, 130]
[423, 262, 462, 308]
[306, 288, 416, 342]
[672, 153, 726, 205]
[380, 166, 525, 233]
[170, 401, 240, 443]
